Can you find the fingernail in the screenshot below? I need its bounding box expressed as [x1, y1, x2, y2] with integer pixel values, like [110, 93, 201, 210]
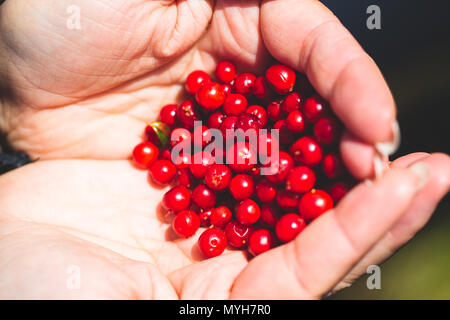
[373, 153, 389, 179]
[375, 120, 401, 156]
[408, 162, 429, 191]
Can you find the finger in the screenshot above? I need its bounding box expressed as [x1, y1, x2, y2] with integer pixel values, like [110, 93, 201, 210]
[261, 0, 395, 144]
[231, 167, 424, 299]
[340, 130, 376, 179]
[331, 152, 450, 292]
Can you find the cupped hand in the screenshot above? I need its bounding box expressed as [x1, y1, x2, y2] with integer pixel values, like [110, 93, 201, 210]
[0, 0, 448, 299]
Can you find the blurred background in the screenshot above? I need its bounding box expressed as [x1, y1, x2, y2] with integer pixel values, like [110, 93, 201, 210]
[320, 0, 450, 299]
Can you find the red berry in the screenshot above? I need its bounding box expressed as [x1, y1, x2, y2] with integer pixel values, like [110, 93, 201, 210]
[328, 181, 351, 203]
[290, 136, 323, 166]
[236, 199, 261, 225]
[198, 228, 227, 258]
[229, 174, 254, 201]
[248, 229, 275, 256]
[265, 64, 296, 95]
[185, 70, 211, 95]
[215, 61, 237, 83]
[251, 76, 271, 100]
[281, 92, 303, 113]
[275, 213, 306, 242]
[276, 189, 300, 211]
[210, 206, 232, 228]
[273, 120, 295, 144]
[246, 105, 268, 127]
[298, 189, 333, 221]
[226, 141, 257, 173]
[159, 104, 178, 127]
[199, 208, 213, 227]
[256, 180, 277, 203]
[219, 115, 239, 138]
[303, 95, 330, 124]
[196, 82, 226, 111]
[236, 113, 263, 134]
[161, 148, 172, 161]
[173, 152, 191, 169]
[286, 110, 306, 133]
[170, 127, 191, 148]
[285, 166, 316, 194]
[205, 164, 232, 190]
[222, 83, 232, 95]
[192, 184, 217, 209]
[193, 125, 213, 148]
[258, 132, 279, 158]
[322, 153, 344, 179]
[176, 168, 193, 188]
[223, 93, 248, 116]
[264, 151, 294, 184]
[232, 73, 256, 96]
[267, 100, 283, 122]
[314, 117, 342, 145]
[162, 185, 191, 212]
[133, 141, 159, 169]
[190, 151, 215, 179]
[260, 204, 279, 227]
[149, 160, 177, 185]
[172, 210, 200, 238]
[208, 111, 225, 129]
[225, 221, 253, 248]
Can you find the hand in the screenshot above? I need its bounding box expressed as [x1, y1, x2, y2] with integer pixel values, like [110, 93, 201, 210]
[0, 0, 448, 299]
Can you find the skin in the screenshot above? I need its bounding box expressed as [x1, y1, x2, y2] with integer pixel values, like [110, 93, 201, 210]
[0, 0, 448, 299]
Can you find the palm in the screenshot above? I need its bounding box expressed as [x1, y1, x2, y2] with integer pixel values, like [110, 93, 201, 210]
[1, 0, 449, 299]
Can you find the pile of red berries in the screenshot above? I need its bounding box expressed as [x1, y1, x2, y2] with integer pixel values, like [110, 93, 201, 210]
[132, 61, 356, 258]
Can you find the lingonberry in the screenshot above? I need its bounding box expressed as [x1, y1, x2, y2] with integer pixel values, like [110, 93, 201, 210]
[229, 174, 255, 201]
[276, 189, 300, 211]
[303, 95, 330, 123]
[258, 132, 278, 158]
[236, 199, 261, 225]
[221, 83, 232, 95]
[225, 221, 253, 248]
[265, 64, 296, 95]
[267, 100, 283, 122]
[226, 141, 257, 173]
[193, 125, 213, 148]
[208, 111, 225, 129]
[322, 153, 344, 179]
[145, 122, 170, 148]
[285, 166, 316, 194]
[223, 93, 248, 116]
[251, 76, 271, 100]
[199, 208, 213, 227]
[192, 184, 217, 209]
[219, 115, 239, 138]
[281, 92, 303, 113]
[314, 117, 342, 145]
[210, 206, 233, 228]
[236, 113, 263, 133]
[248, 229, 275, 256]
[159, 104, 178, 127]
[264, 151, 294, 184]
[149, 160, 177, 185]
[190, 151, 215, 179]
[133, 141, 159, 169]
[273, 120, 295, 144]
[172, 210, 200, 238]
[328, 181, 351, 203]
[246, 105, 268, 127]
[232, 73, 256, 96]
[205, 164, 232, 190]
[162, 185, 191, 212]
[198, 228, 227, 258]
[256, 179, 277, 203]
[298, 189, 333, 221]
[161, 148, 172, 161]
[173, 152, 191, 169]
[196, 81, 226, 111]
[185, 70, 211, 95]
[286, 110, 306, 133]
[275, 213, 306, 242]
[170, 127, 191, 148]
[176, 167, 193, 188]
[260, 204, 280, 227]
[290, 136, 323, 166]
[215, 61, 237, 84]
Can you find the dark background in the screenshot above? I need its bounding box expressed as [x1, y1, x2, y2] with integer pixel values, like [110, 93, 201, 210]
[320, 0, 450, 299]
